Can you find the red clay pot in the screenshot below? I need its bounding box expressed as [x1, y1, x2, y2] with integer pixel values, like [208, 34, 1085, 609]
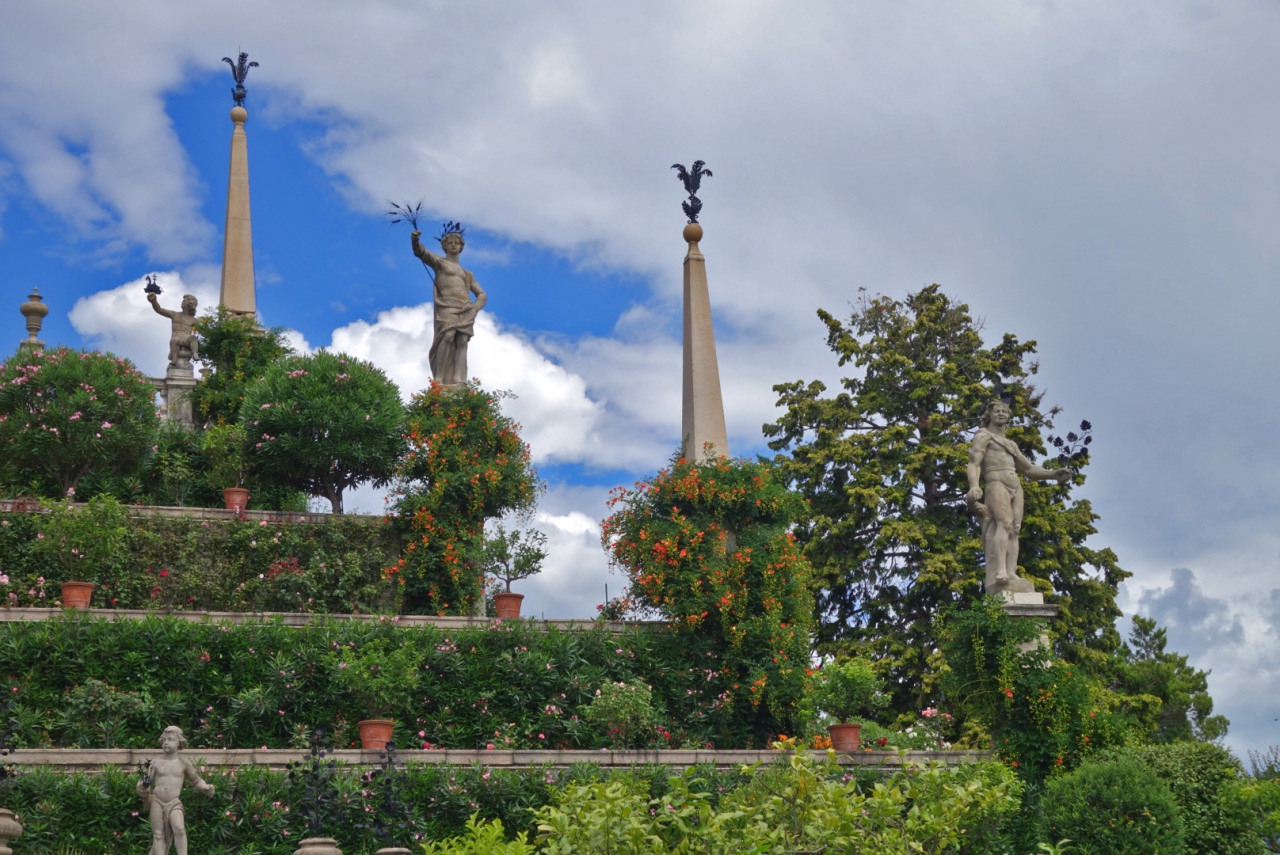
[494, 592, 524, 619]
[358, 719, 394, 751]
[60, 581, 95, 610]
[828, 722, 862, 752]
[222, 487, 250, 512]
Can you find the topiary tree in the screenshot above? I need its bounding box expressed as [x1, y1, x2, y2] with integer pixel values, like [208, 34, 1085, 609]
[0, 347, 158, 496]
[191, 308, 294, 426]
[1041, 756, 1186, 855]
[602, 452, 814, 747]
[241, 351, 404, 514]
[389, 382, 540, 615]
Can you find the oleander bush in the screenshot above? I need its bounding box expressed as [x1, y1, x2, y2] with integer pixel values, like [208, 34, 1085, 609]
[0, 510, 397, 613]
[0, 614, 802, 750]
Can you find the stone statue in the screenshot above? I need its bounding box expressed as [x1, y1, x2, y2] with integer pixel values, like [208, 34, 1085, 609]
[411, 224, 487, 388]
[136, 726, 215, 855]
[148, 293, 200, 368]
[965, 400, 1071, 594]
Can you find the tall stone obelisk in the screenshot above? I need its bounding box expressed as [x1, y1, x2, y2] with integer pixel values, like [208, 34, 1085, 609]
[219, 52, 259, 317]
[673, 161, 729, 460]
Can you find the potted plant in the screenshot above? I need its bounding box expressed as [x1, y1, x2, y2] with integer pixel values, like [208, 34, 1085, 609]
[286, 728, 343, 855]
[34, 495, 129, 610]
[480, 524, 546, 619]
[328, 639, 422, 750]
[201, 423, 251, 511]
[809, 657, 885, 752]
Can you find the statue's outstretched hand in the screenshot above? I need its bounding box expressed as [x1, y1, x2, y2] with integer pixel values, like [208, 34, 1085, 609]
[411, 230, 422, 241]
[1052, 468, 1072, 482]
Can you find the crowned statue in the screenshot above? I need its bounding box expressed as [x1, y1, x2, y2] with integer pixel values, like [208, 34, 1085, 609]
[410, 221, 487, 388]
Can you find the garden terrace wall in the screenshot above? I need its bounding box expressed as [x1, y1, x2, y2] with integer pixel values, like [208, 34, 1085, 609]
[0, 498, 375, 525]
[5, 747, 989, 771]
[0, 607, 652, 634]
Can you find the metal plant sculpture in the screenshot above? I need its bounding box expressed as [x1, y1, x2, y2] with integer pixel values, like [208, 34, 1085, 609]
[143, 274, 161, 295]
[671, 160, 713, 223]
[222, 52, 260, 106]
[387, 199, 427, 231]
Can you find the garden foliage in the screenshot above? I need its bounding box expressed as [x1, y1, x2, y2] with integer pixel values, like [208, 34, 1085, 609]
[1040, 756, 1186, 855]
[242, 350, 405, 513]
[808, 657, 886, 724]
[390, 383, 540, 614]
[0, 510, 396, 612]
[0, 347, 158, 495]
[602, 452, 815, 747]
[191, 308, 295, 427]
[0, 615, 791, 751]
[764, 285, 1128, 717]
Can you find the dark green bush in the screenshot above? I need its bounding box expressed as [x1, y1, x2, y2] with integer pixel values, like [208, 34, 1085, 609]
[1103, 742, 1263, 855]
[4, 761, 753, 854]
[0, 511, 397, 613]
[0, 614, 802, 750]
[1041, 756, 1186, 855]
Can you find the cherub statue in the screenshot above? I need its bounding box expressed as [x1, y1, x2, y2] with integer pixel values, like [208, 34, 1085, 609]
[147, 293, 200, 368]
[410, 222, 487, 388]
[136, 726, 215, 855]
[965, 400, 1072, 594]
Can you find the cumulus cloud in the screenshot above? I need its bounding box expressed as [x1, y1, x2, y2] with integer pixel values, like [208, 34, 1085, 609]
[68, 270, 218, 376]
[1135, 567, 1245, 659]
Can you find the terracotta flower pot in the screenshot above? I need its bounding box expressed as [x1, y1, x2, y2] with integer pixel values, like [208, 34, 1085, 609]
[294, 838, 342, 855]
[60, 581, 95, 610]
[494, 592, 524, 619]
[0, 808, 23, 855]
[827, 722, 862, 752]
[223, 487, 250, 512]
[358, 719, 394, 751]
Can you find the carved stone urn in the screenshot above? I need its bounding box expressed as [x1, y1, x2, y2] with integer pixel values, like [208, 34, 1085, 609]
[0, 808, 23, 855]
[294, 838, 342, 855]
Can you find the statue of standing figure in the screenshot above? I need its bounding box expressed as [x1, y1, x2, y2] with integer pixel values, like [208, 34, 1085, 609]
[147, 292, 200, 369]
[136, 726, 215, 855]
[411, 223, 487, 388]
[965, 400, 1072, 594]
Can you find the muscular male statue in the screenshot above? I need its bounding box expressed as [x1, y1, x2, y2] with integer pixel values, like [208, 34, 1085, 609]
[148, 293, 200, 368]
[411, 228, 487, 388]
[965, 400, 1071, 594]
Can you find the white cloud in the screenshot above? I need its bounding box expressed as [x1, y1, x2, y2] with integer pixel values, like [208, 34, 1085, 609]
[68, 270, 218, 376]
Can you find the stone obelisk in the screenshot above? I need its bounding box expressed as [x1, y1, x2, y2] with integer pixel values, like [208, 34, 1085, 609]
[218, 52, 259, 317]
[674, 161, 729, 460]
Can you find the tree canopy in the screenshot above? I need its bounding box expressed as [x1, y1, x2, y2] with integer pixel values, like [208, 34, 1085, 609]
[764, 285, 1128, 718]
[192, 308, 294, 427]
[241, 350, 404, 513]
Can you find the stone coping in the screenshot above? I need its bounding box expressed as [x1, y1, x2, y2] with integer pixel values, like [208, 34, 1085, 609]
[0, 607, 660, 634]
[5, 748, 989, 772]
[0, 498, 377, 525]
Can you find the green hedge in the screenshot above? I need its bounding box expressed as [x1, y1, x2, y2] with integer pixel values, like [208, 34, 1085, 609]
[0, 511, 398, 613]
[1, 615, 800, 750]
[1, 762, 757, 855]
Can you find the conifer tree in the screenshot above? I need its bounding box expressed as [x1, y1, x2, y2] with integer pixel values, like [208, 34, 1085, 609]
[764, 285, 1128, 717]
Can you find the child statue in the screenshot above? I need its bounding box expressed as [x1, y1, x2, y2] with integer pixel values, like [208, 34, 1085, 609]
[136, 726, 215, 855]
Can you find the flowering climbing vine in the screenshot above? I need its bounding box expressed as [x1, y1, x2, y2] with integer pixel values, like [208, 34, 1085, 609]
[601, 453, 814, 746]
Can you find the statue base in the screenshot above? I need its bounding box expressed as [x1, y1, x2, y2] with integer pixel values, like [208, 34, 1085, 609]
[994, 589, 1058, 654]
[151, 365, 198, 428]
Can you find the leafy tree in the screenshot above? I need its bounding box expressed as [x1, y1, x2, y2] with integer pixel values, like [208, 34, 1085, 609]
[0, 347, 158, 496]
[192, 308, 294, 426]
[764, 285, 1128, 717]
[1110, 615, 1229, 743]
[241, 351, 404, 513]
[480, 523, 547, 593]
[602, 453, 814, 746]
[389, 382, 540, 614]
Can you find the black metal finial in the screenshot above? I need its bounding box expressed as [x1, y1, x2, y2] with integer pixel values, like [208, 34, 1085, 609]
[143, 274, 162, 295]
[222, 52, 260, 106]
[671, 160, 712, 223]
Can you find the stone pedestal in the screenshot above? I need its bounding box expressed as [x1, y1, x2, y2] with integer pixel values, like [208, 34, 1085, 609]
[997, 589, 1058, 653]
[152, 364, 198, 427]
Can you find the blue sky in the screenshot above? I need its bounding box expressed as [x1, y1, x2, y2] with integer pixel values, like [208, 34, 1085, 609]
[1, 0, 1278, 757]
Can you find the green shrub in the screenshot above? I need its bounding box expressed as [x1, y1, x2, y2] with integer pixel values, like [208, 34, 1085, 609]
[0, 511, 397, 613]
[200, 423, 250, 490]
[328, 637, 424, 720]
[1041, 756, 1186, 855]
[1238, 778, 1280, 853]
[423, 816, 534, 855]
[581, 680, 662, 748]
[809, 657, 885, 724]
[32, 495, 130, 587]
[1102, 742, 1262, 855]
[0, 615, 797, 750]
